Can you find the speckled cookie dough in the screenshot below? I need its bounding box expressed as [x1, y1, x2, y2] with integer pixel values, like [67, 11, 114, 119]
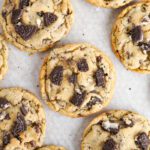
[0, 0, 74, 53]
[37, 145, 66, 150]
[0, 88, 46, 150]
[0, 36, 8, 80]
[86, 0, 133, 8]
[40, 43, 116, 118]
[81, 110, 150, 150]
[112, 1, 150, 73]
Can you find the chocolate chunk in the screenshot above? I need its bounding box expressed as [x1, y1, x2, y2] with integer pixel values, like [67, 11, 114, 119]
[86, 96, 101, 109]
[43, 13, 57, 26]
[77, 59, 89, 72]
[96, 56, 102, 62]
[20, 105, 28, 116]
[103, 138, 117, 150]
[135, 132, 150, 150]
[70, 92, 85, 106]
[0, 98, 10, 109]
[5, 114, 10, 120]
[50, 66, 63, 85]
[94, 68, 105, 87]
[12, 114, 26, 138]
[3, 133, 10, 145]
[128, 26, 143, 43]
[15, 24, 37, 40]
[68, 73, 77, 84]
[11, 9, 22, 24]
[19, 0, 29, 8]
[32, 123, 40, 133]
[138, 42, 150, 51]
[121, 117, 134, 127]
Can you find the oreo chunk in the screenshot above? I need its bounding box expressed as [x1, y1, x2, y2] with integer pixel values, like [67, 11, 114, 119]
[0, 98, 10, 109]
[11, 9, 22, 24]
[15, 24, 38, 40]
[68, 73, 77, 84]
[94, 68, 105, 87]
[128, 26, 143, 43]
[19, 0, 29, 8]
[77, 59, 89, 72]
[43, 13, 57, 26]
[20, 105, 28, 116]
[103, 138, 117, 150]
[3, 133, 10, 145]
[135, 132, 150, 150]
[121, 117, 134, 127]
[138, 42, 150, 51]
[86, 96, 101, 110]
[70, 91, 85, 106]
[12, 114, 26, 138]
[50, 66, 63, 85]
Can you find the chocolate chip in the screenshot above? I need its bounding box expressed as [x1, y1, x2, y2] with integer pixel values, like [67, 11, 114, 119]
[68, 73, 77, 84]
[96, 56, 102, 62]
[15, 24, 37, 40]
[32, 123, 40, 133]
[128, 26, 143, 43]
[43, 13, 57, 26]
[3, 133, 10, 145]
[70, 92, 85, 106]
[30, 140, 36, 147]
[5, 114, 10, 120]
[2, 11, 7, 19]
[138, 42, 150, 51]
[0, 98, 10, 109]
[12, 114, 26, 138]
[50, 66, 63, 85]
[103, 138, 117, 150]
[19, 0, 29, 8]
[11, 9, 22, 24]
[20, 105, 28, 116]
[77, 59, 89, 72]
[94, 68, 105, 87]
[86, 96, 101, 110]
[135, 132, 150, 150]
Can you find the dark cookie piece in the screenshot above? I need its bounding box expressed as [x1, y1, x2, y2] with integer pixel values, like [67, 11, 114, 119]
[135, 132, 150, 150]
[3, 133, 10, 146]
[86, 96, 101, 110]
[15, 24, 38, 40]
[103, 138, 117, 150]
[128, 26, 143, 43]
[0, 98, 10, 109]
[12, 114, 27, 138]
[20, 105, 28, 116]
[19, 0, 30, 8]
[77, 59, 89, 72]
[138, 42, 150, 51]
[94, 68, 105, 87]
[68, 73, 77, 84]
[43, 13, 57, 26]
[70, 91, 85, 106]
[50, 66, 63, 85]
[11, 9, 22, 24]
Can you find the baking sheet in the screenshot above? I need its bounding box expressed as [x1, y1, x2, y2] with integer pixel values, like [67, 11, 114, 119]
[0, 0, 150, 149]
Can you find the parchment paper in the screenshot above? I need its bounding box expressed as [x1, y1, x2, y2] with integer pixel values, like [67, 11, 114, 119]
[0, 0, 150, 150]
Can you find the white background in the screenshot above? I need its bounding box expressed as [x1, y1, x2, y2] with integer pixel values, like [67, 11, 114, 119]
[0, 0, 150, 150]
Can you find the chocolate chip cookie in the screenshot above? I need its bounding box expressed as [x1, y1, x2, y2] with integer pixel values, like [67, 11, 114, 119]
[40, 43, 116, 117]
[0, 87, 46, 149]
[0, 0, 74, 53]
[0, 36, 8, 80]
[86, 0, 133, 8]
[81, 110, 150, 150]
[112, 1, 150, 73]
[37, 145, 66, 150]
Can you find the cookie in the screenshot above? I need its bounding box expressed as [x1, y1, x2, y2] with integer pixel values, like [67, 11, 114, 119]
[37, 145, 66, 150]
[0, 0, 74, 53]
[40, 43, 116, 117]
[112, 1, 150, 73]
[86, 0, 133, 8]
[0, 87, 46, 149]
[81, 110, 150, 150]
[0, 36, 8, 80]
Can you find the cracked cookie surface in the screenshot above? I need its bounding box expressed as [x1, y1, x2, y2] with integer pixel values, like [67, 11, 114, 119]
[112, 1, 150, 73]
[86, 0, 133, 8]
[0, 36, 8, 80]
[0, 0, 74, 53]
[0, 88, 46, 150]
[40, 43, 116, 117]
[37, 145, 66, 150]
[81, 110, 150, 150]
